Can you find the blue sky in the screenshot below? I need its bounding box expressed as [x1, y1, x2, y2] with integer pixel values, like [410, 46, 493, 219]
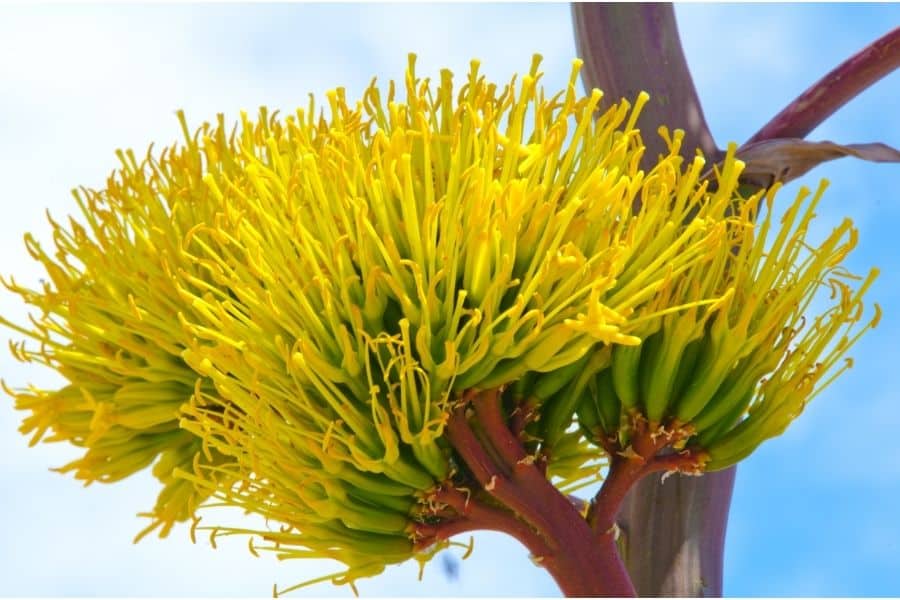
[0, 3, 898, 597]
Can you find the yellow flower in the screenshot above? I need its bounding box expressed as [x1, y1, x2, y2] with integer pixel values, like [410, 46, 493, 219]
[574, 147, 879, 471]
[0, 148, 235, 541]
[2, 53, 874, 591]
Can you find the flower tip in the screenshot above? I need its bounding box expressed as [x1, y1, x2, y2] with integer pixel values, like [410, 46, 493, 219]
[632, 91, 650, 115]
[871, 303, 883, 328]
[617, 334, 643, 347]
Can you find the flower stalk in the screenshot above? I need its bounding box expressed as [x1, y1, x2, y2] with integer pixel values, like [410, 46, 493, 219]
[424, 390, 636, 597]
[587, 415, 705, 542]
[747, 26, 900, 144]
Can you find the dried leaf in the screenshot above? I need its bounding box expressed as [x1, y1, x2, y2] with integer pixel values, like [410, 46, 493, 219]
[734, 138, 900, 187]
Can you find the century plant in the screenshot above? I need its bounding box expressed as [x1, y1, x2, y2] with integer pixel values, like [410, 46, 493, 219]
[1, 41, 887, 596]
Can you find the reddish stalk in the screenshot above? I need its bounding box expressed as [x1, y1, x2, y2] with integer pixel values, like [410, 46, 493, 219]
[747, 26, 900, 144]
[414, 486, 551, 559]
[589, 457, 647, 540]
[431, 390, 636, 597]
[588, 417, 706, 545]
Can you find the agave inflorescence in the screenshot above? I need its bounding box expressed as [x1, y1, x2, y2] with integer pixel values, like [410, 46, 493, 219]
[572, 168, 881, 467]
[1, 54, 878, 593]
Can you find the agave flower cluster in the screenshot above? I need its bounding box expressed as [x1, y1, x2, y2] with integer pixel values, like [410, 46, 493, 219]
[1, 55, 878, 590]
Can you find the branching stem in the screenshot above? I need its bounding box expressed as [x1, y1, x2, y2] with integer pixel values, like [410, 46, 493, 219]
[419, 390, 636, 597]
[588, 415, 706, 544]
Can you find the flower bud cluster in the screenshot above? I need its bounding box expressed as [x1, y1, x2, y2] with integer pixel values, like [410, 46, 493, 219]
[1, 55, 877, 588]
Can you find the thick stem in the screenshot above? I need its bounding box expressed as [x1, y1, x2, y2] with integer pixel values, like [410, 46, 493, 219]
[572, 2, 719, 166]
[747, 26, 900, 144]
[439, 394, 636, 597]
[617, 468, 736, 597]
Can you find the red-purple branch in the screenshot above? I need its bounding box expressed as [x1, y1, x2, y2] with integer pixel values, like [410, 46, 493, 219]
[415, 390, 713, 596]
[424, 390, 636, 597]
[587, 417, 706, 544]
[414, 486, 551, 559]
[747, 26, 900, 144]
